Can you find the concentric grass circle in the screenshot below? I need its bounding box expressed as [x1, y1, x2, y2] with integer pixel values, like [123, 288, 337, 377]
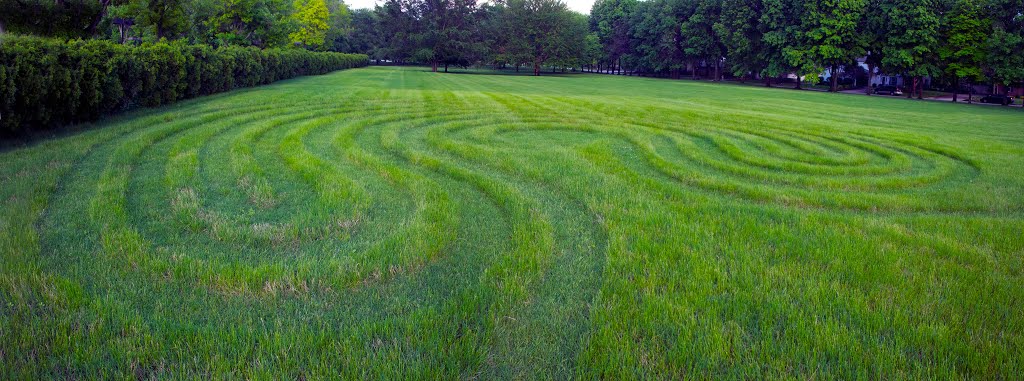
[52, 86, 988, 297]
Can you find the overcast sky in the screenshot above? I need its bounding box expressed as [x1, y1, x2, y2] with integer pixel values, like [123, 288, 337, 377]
[346, 0, 596, 14]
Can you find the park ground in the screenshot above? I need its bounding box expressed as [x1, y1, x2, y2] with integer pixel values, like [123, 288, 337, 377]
[2, 66, 1023, 379]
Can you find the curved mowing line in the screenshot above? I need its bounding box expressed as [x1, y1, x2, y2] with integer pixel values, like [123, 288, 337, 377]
[161, 106, 364, 244]
[319, 91, 583, 376]
[489, 93, 986, 213]
[8, 68, 1024, 379]
[417, 116, 611, 378]
[147, 110, 464, 293]
[164, 97, 436, 240]
[90, 95, 539, 296]
[347, 89, 612, 377]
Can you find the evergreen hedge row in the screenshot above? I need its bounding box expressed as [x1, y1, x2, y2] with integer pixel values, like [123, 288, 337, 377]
[0, 35, 369, 135]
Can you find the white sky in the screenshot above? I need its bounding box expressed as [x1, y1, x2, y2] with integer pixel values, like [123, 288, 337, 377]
[345, 0, 595, 14]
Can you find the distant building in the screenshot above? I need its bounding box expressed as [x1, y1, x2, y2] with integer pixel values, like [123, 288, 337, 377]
[822, 57, 1024, 97]
[820, 57, 931, 89]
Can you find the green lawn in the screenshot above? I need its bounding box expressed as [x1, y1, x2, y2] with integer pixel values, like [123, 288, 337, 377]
[2, 66, 1023, 379]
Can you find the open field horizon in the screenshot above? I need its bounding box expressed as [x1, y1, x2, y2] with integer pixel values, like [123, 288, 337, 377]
[2, 66, 1023, 378]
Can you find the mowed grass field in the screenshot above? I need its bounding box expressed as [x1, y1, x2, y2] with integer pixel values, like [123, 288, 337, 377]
[2, 66, 1023, 379]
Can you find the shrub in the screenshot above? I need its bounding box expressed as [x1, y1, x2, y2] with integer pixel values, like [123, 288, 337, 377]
[0, 35, 368, 136]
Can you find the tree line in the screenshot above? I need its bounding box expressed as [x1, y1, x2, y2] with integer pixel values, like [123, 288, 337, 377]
[2, 0, 1022, 97]
[0, 0, 353, 51]
[356, 0, 594, 75]
[587, 0, 1024, 97]
[344, 0, 1022, 98]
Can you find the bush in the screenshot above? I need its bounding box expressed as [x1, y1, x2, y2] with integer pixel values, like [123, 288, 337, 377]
[0, 35, 368, 136]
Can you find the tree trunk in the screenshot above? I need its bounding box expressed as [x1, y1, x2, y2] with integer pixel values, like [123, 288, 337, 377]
[85, 0, 113, 36]
[534, 61, 540, 76]
[795, 74, 802, 90]
[765, 76, 771, 87]
[866, 63, 874, 95]
[952, 77, 959, 102]
[713, 59, 720, 81]
[916, 77, 923, 99]
[444, 63, 448, 73]
[830, 65, 838, 92]
[618, 57, 622, 75]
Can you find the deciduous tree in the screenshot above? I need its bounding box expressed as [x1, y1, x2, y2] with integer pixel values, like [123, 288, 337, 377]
[797, 0, 869, 92]
[590, 0, 636, 73]
[290, 0, 331, 49]
[984, 0, 1024, 101]
[682, 0, 726, 80]
[878, 0, 942, 98]
[499, 0, 582, 75]
[717, 0, 766, 81]
[940, 0, 989, 102]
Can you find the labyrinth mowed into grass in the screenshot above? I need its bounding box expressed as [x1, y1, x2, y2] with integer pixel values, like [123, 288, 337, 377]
[2, 66, 1023, 378]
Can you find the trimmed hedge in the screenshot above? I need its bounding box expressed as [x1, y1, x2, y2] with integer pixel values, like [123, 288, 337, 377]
[0, 35, 368, 135]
